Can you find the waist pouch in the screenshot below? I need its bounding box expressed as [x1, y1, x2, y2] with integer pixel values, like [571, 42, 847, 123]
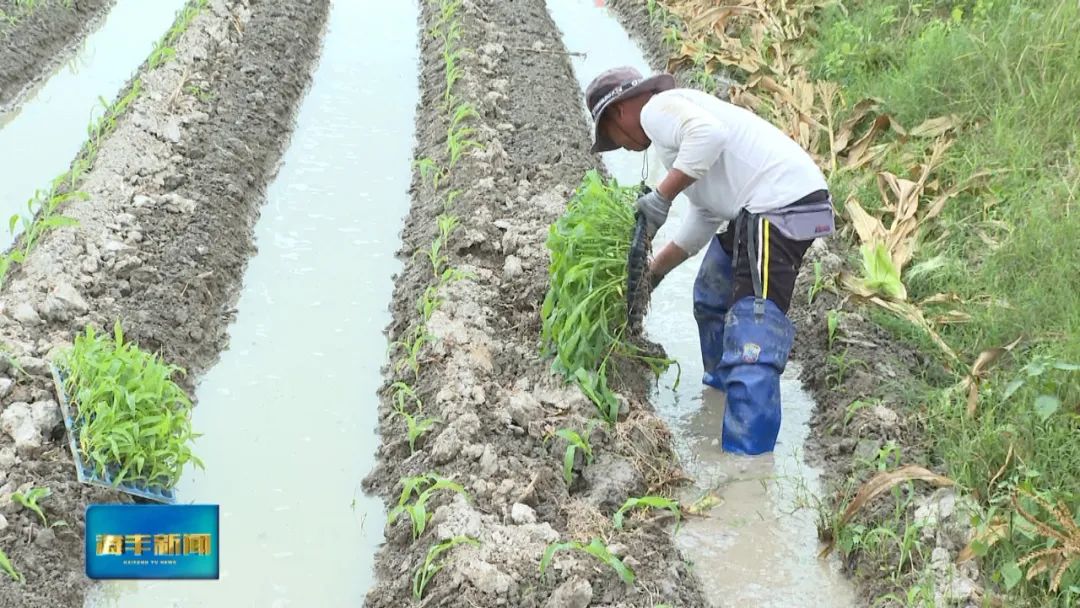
[761, 196, 835, 241]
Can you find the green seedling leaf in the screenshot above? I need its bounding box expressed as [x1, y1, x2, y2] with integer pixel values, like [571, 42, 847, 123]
[540, 538, 635, 586]
[583, 538, 635, 585]
[391, 474, 469, 540]
[0, 547, 22, 583]
[613, 496, 682, 534]
[12, 487, 51, 527]
[554, 427, 594, 486]
[412, 536, 478, 599]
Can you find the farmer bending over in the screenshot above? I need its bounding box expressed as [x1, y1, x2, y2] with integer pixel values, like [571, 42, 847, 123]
[584, 66, 835, 456]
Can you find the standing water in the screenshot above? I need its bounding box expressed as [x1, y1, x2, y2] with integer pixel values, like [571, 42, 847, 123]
[0, 0, 189, 251]
[545, 1, 856, 605]
[85, 0, 418, 605]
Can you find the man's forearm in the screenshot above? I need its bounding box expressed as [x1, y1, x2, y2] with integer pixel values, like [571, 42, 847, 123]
[651, 241, 690, 280]
[656, 168, 696, 202]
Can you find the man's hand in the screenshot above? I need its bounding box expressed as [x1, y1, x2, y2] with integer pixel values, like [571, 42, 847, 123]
[635, 189, 671, 238]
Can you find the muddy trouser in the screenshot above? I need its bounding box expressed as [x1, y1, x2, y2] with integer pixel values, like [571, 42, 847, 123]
[693, 189, 834, 455]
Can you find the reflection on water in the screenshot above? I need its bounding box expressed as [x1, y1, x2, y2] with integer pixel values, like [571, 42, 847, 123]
[84, 0, 419, 606]
[546, 0, 856, 605]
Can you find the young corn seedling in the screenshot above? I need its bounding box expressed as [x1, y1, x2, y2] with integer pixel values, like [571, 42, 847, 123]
[59, 321, 202, 491]
[413, 536, 479, 600]
[574, 366, 621, 424]
[390, 407, 440, 455]
[554, 423, 597, 486]
[449, 102, 477, 129]
[440, 16, 463, 47]
[417, 284, 442, 322]
[443, 46, 464, 106]
[426, 237, 448, 276]
[437, 213, 459, 243]
[415, 157, 445, 190]
[426, 0, 460, 38]
[0, 253, 21, 290]
[439, 266, 472, 287]
[184, 83, 214, 103]
[443, 190, 462, 212]
[11, 487, 51, 527]
[446, 123, 481, 170]
[389, 474, 470, 540]
[391, 381, 423, 412]
[613, 496, 682, 534]
[0, 547, 21, 583]
[662, 25, 681, 47]
[827, 309, 841, 349]
[390, 324, 431, 377]
[540, 537, 635, 586]
[9, 190, 84, 258]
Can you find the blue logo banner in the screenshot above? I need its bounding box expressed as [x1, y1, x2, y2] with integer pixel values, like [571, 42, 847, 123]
[85, 504, 219, 579]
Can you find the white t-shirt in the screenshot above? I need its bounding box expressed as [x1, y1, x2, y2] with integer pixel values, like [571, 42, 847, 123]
[640, 88, 829, 255]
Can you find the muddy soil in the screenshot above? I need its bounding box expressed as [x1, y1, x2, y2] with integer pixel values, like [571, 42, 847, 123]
[601, 2, 980, 605]
[361, 0, 706, 606]
[0, 0, 329, 605]
[0, 0, 115, 112]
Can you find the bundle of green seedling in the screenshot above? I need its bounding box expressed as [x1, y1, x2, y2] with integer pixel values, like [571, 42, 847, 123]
[541, 170, 676, 423]
[59, 322, 202, 491]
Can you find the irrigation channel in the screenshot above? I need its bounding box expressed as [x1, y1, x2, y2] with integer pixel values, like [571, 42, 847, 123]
[84, 0, 418, 605]
[545, 0, 857, 605]
[0, 0, 189, 251]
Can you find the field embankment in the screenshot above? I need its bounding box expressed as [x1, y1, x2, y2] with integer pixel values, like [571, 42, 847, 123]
[0, 0, 115, 111]
[0, 0, 329, 604]
[361, 0, 708, 606]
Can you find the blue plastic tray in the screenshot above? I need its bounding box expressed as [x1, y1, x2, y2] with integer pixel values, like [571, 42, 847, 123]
[50, 364, 177, 504]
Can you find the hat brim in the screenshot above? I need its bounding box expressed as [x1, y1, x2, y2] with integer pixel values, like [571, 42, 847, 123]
[590, 73, 675, 153]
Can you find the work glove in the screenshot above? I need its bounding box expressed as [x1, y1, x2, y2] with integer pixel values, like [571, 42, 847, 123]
[635, 189, 671, 239]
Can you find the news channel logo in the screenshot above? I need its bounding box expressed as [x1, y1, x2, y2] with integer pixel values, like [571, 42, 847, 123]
[85, 504, 219, 579]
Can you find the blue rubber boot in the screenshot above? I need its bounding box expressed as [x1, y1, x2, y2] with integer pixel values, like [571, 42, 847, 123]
[693, 237, 734, 390]
[718, 296, 796, 455]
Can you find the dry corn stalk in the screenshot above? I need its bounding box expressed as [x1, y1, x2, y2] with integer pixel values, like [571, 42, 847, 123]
[1013, 489, 1080, 591]
[960, 336, 1022, 416]
[662, 0, 978, 358]
[821, 465, 954, 557]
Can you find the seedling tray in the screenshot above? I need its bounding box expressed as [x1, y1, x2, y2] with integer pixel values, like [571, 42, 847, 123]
[50, 364, 177, 504]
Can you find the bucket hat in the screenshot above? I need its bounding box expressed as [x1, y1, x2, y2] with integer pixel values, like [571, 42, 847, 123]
[585, 66, 675, 153]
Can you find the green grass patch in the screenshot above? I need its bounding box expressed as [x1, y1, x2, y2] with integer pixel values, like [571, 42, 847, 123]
[806, 0, 1080, 604]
